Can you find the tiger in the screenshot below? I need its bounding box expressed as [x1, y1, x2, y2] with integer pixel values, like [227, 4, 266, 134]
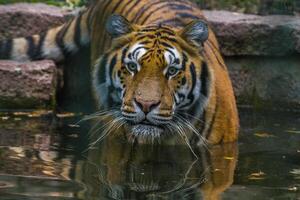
[0, 0, 239, 145]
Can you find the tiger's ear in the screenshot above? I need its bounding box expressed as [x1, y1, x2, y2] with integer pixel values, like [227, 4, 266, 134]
[180, 20, 209, 47]
[105, 14, 134, 38]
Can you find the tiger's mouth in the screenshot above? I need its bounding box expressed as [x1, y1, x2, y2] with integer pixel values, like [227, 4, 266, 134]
[127, 120, 165, 139]
[132, 124, 164, 137]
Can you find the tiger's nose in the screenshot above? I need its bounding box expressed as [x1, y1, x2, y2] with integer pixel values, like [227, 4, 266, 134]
[134, 98, 161, 114]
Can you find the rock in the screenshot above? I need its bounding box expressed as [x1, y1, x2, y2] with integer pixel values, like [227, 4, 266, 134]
[0, 60, 57, 109]
[203, 10, 300, 56]
[0, 3, 68, 40]
[226, 56, 300, 110]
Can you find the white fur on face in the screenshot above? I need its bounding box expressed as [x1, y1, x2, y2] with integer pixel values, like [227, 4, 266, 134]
[163, 47, 181, 74]
[123, 43, 147, 75]
[164, 47, 180, 66]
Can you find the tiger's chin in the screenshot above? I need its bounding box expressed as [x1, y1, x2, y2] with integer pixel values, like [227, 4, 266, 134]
[130, 124, 164, 143]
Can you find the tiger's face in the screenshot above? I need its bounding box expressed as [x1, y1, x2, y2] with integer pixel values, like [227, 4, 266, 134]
[93, 15, 210, 141]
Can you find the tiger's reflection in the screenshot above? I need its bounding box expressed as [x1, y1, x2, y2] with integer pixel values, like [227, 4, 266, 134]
[80, 137, 238, 200]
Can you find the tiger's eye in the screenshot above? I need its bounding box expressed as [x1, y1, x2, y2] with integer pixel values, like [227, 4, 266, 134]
[167, 67, 179, 76]
[127, 62, 138, 72]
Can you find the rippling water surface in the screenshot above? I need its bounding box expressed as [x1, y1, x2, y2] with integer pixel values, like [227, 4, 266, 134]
[0, 109, 299, 200]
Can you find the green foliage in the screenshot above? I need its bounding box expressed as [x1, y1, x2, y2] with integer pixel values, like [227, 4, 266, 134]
[0, 0, 66, 6]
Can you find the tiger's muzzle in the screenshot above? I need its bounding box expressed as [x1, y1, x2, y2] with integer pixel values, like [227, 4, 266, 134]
[121, 78, 174, 139]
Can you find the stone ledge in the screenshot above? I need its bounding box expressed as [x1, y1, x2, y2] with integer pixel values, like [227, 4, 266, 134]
[0, 3, 68, 40]
[203, 10, 300, 56]
[227, 56, 300, 110]
[0, 60, 57, 109]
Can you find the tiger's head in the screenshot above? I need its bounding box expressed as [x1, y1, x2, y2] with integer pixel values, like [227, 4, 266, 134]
[93, 15, 211, 142]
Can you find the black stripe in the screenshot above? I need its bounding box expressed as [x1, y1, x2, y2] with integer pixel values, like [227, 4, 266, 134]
[188, 62, 196, 103]
[206, 41, 226, 69]
[160, 30, 176, 36]
[55, 20, 72, 56]
[124, 0, 142, 16]
[97, 53, 108, 84]
[86, 7, 93, 34]
[25, 36, 36, 60]
[139, 40, 151, 45]
[181, 77, 187, 85]
[169, 4, 193, 11]
[111, 0, 126, 14]
[140, 28, 159, 32]
[182, 53, 188, 70]
[99, 0, 112, 25]
[137, 34, 156, 41]
[134, 0, 195, 24]
[0, 39, 12, 59]
[74, 13, 82, 48]
[133, 0, 165, 23]
[109, 54, 118, 84]
[160, 36, 177, 43]
[177, 13, 199, 20]
[121, 45, 129, 62]
[141, 3, 173, 24]
[165, 48, 175, 58]
[35, 33, 46, 60]
[141, 1, 199, 24]
[200, 62, 209, 97]
[132, 46, 144, 58]
[161, 41, 173, 49]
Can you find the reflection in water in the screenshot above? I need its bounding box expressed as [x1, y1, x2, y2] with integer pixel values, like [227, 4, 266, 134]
[0, 113, 84, 199]
[0, 109, 299, 199]
[80, 136, 238, 200]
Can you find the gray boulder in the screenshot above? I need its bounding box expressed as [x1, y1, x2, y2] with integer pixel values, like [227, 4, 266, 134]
[0, 3, 67, 40]
[203, 10, 300, 56]
[0, 60, 57, 109]
[227, 56, 300, 110]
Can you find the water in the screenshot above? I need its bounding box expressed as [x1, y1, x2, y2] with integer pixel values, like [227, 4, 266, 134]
[0, 109, 299, 200]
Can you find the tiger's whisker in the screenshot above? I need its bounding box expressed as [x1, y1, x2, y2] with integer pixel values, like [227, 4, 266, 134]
[88, 116, 124, 149]
[177, 111, 204, 124]
[171, 122, 199, 159]
[173, 115, 209, 150]
[75, 108, 119, 125]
